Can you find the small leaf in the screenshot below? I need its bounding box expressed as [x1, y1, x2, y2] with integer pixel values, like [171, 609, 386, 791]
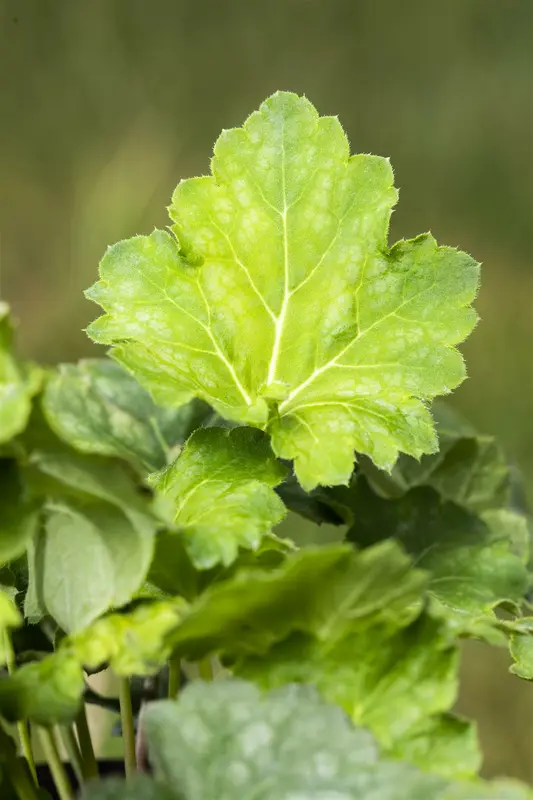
[237, 615, 480, 778]
[43, 359, 212, 473]
[0, 459, 38, 565]
[85, 92, 479, 490]
[169, 541, 426, 661]
[348, 479, 530, 637]
[68, 599, 186, 676]
[151, 427, 287, 568]
[509, 618, 533, 680]
[0, 650, 84, 725]
[36, 501, 155, 633]
[0, 304, 42, 445]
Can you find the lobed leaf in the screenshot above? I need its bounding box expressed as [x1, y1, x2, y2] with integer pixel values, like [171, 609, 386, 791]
[85, 92, 479, 489]
[237, 615, 480, 778]
[347, 479, 530, 639]
[168, 540, 426, 661]
[43, 359, 212, 473]
[150, 427, 287, 568]
[139, 679, 527, 800]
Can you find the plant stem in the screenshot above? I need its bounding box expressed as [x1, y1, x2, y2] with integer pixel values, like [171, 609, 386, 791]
[6, 756, 39, 800]
[59, 726, 84, 786]
[3, 631, 37, 784]
[75, 703, 99, 781]
[119, 677, 136, 779]
[37, 727, 73, 800]
[168, 654, 181, 699]
[198, 656, 213, 680]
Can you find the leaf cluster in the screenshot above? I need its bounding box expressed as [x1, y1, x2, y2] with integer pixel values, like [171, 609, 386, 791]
[0, 92, 532, 799]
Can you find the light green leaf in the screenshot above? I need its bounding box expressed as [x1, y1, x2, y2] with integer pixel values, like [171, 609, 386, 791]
[0, 459, 38, 565]
[43, 359, 212, 473]
[143, 679, 446, 800]
[36, 501, 155, 633]
[0, 590, 21, 664]
[347, 480, 530, 638]
[68, 599, 186, 676]
[237, 615, 480, 779]
[169, 541, 426, 661]
[150, 427, 287, 568]
[80, 775, 173, 800]
[361, 404, 511, 512]
[24, 450, 156, 534]
[0, 650, 84, 725]
[141, 679, 527, 800]
[509, 618, 533, 680]
[85, 92, 479, 490]
[0, 304, 42, 445]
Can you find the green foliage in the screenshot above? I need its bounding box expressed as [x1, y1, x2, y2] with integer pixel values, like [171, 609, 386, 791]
[134, 680, 526, 800]
[0, 305, 41, 446]
[151, 427, 287, 568]
[0, 92, 531, 798]
[85, 92, 479, 490]
[237, 615, 480, 777]
[43, 359, 212, 473]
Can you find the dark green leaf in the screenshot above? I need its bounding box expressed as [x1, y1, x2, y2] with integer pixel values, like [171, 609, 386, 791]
[347, 480, 530, 637]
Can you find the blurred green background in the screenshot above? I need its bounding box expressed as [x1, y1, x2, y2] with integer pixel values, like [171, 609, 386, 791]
[1, 0, 532, 782]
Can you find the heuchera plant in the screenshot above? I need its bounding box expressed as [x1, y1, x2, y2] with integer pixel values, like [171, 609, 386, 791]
[1, 92, 533, 799]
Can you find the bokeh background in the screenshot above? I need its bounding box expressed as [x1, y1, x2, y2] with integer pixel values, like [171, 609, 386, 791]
[1, 0, 532, 782]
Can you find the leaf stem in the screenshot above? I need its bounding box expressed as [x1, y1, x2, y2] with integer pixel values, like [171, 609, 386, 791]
[6, 756, 39, 800]
[168, 654, 181, 699]
[3, 631, 37, 784]
[75, 703, 99, 781]
[37, 727, 73, 800]
[59, 726, 84, 786]
[198, 656, 213, 681]
[119, 677, 137, 778]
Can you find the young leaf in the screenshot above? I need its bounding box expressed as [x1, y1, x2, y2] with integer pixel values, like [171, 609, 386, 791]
[43, 359, 212, 473]
[0, 650, 84, 725]
[0, 304, 42, 445]
[150, 427, 287, 568]
[168, 540, 426, 661]
[347, 479, 530, 638]
[35, 501, 155, 633]
[237, 615, 480, 779]
[0, 459, 38, 565]
[68, 599, 186, 676]
[85, 92, 479, 490]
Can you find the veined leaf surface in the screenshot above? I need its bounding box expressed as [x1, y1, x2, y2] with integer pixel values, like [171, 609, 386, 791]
[151, 427, 287, 568]
[86, 92, 479, 489]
